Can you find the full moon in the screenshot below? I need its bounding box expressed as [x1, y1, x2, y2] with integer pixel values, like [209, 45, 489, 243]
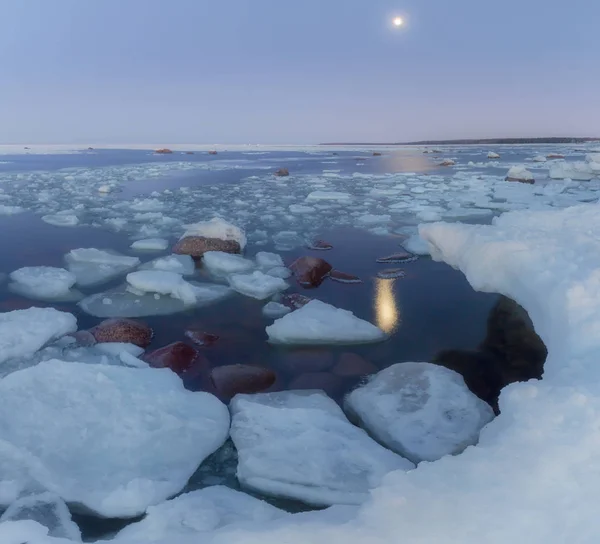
[393, 16, 404, 27]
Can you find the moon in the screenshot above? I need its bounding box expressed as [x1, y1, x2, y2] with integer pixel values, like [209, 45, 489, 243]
[393, 16, 404, 27]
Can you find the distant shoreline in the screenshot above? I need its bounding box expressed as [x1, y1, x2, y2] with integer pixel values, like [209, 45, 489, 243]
[321, 137, 600, 146]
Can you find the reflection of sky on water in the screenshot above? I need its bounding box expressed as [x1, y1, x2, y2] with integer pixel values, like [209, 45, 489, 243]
[374, 278, 400, 334]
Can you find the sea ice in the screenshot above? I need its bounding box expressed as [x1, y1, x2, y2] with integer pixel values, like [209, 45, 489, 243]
[266, 300, 387, 345]
[130, 238, 169, 251]
[402, 234, 431, 256]
[202, 251, 255, 276]
[262, 301, 292, 318]
[42, 214, 78, 226]
[182, 217, 247, 249]
[0, 493, 81, 541]
[305, 191, 352, 203]
[505, 165, 534, 182]
[345, 363, 494, 463]
[549, 161, 594, 181]
[255, 251, 285, 270]
[0, 360, 230, 518]
[126, 270, 198, 304]
[65, 249, 140, 287]
[139, 254, 195, 276]
[114, 486, 286, 542]
[9, 267, 76, 299]
[228, 271, 288, 300]
[230, 391, 414, 506]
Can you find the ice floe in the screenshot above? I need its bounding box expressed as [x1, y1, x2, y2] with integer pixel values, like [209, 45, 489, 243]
[130, 238, 169, 251]
[139, 254, 195, 276]
[65, 249, 140, 287]
[228, 270, 288, 300]
[202, 251, 255, 276]
[8, 267, 77, 300]
[126, 270, 198, 304]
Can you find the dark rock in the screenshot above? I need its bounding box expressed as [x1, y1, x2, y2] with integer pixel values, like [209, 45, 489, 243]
[505, 177, 535, 184]
[278, 349, 335, 374]
[91, 318, 153, 348]
[307, 240, 333, 251]
[376, 251, 417, 264]
[280, 293, 312, 310]
[185, 329, 220, 347]
[274, 168, 289, 177]
[330, 270, 362, 284]
[144, 342, 200, 374]
[440, 159, 456, 166]
[547, 153, 565, 159]
[155, 148, 173, 154]
[289, 372, 345, 398]
[87, 147, 94, 151]
[173, 236, 241, 258]
[210, 364, 276, 397]
[332, 353, 378, 377]
[372, 152, 382, 156]
[208, 150, 218, 155]
[376, 268, 406, 279]
[185, 151, 194, 155]
[289, 256, 332, 288]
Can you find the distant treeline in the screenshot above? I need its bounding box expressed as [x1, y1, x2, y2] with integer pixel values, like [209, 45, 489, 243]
[322, 137, 600, 146]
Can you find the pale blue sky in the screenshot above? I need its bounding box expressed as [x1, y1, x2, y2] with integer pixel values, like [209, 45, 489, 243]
[1, 0, 598, 144]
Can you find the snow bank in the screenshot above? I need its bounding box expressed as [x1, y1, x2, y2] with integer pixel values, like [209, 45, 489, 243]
[0, 360, 229, 518]
[230, 391, 414, 506]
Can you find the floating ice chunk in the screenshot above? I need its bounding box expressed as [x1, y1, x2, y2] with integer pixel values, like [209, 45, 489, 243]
[305, 191, 352, 203]
[65, 248, 140, 287]
[255, 251, 285, 270]
[357, 214, 391, 225]
[0, 361, 230, 518]
[95, 342, 145, 358]
[203, 251, 255, 276]
[182, 217, 247, 249]
[506, 165, 535, 182]
[402, 234, 431, 256]
[126, 271, 197, 305]
[9, 267, 76, 299]
[115, 486, 286, 542]
[229, 271, 288, 300]
[586, 153, 600, 164]
[549, 161, 594, 181]
[98, 184, 112, 194]
[42, 214, 78, 226]
[0, 308, 76, 365]
[345, 363, 494, 464]
[130, 238, 169, 251]
[266, 300, 386, 345]
[262, 301, 292, 318]
[140, 254, 195, 276]
[79, 283, 231, 318]
[266, 266, 292, 279]
[230, 391, 414, 506]
[272, 231, 305, 251]
[130, 199, 164, 212]
[0, 493, 81, 541]
[289, 204, 316, 214]
[442, 208, 494, 220]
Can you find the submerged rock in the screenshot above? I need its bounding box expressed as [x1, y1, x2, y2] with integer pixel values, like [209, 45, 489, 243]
[289, 256, 333, 288]
[144, 342, 200, 373]
[274, 168, 289, 177]
[307, 239, 333, 251]
[185, 329, 219, 347]
[210, 364, 276, 397]
[376, 268, 406, 279]
[91, 318, 153, 348]
[208, 150, 218, 155]
[280, 292, 312, 310]
[332, 352, 378, 377]
[330, 270, 362, 284]
[173, 236, 241, 258]
[288, 372, 346, 398]
[155, 148, 173, 154]
[278, 349, 335, 374]
[345, 362, 495, 464]
[373, 152, 382, 156]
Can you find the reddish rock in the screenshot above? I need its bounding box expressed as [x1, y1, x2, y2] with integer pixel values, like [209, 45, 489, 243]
[173, 236, 241, 258]
[144, 342, 200, 374]
[376, 251, 417, 264]
[332, 353, 378, 377]
[185, 151, 194, 155]
[547, 153, 565, 159]
[278, 349, 335, 374]
[185, 329, 220, 347]
[280, 293, 312, 310]
[68, 330, 97, 347]
[274, 168, 289, 177]
[373, 152, 382, 156]
[505, 177, 535, 185]
[289, 256, 332, 288]
[307, 240, 333, 251]
[91, 318, 153, 348]
[155, 148, 173, 154]
[208, 150, 218, 155]
[210, 364, 276, 397]
[289, 372, 346, 398]
[330, 270, 362, 284]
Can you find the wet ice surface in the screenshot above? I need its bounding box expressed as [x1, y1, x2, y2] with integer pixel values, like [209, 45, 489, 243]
[0, 144, 588, 540]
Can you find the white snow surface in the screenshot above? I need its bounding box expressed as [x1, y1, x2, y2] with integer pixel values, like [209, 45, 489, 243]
[9, 267, 76, 298]
[230, 391, 414, 506]
[182, 217, 247, 249]
[202, 252, 255, 276]
[0, 308, 76, 365]
[345, 362, 495, 463]
[0, 361, 230, 518]
[266, 300, 387, 345]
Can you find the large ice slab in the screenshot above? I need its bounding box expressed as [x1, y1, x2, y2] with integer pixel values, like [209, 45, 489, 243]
[126, 270, 197, 304]
[130, 238, 169, 251]
[0, 360, 230, 518]
[230, 391, 414, 506]
[0, 493, 81, 541]
[139, 254, 195, 276]
[203, 251, 255, 276]
[65, 248, 140, 287]
[266, 300, 387, 345]
[0, 308, 76, 365]
[345, 362, 495, 463]
[9, 267, 77, 299]
[114, 486, 286, 542]
[229, 270, 288, 300]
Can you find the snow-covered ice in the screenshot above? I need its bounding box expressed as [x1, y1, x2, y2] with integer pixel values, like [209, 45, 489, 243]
[114, 486, 286, 542]
[262, 301, 292, 318]
[255, 251, 285, 270]
[202, 251, 255, 276]
[266, 300, 387, 345]
[139, 254, 195, 275]
[0, 493, 81, 541]
[126, 270, 198, 304]
[228, 271, 288, 300]
[345, 362, 495, 463]
[549, 161, 595, 181]
[130, 238, 169, 251]
[505, 165, 534, 182]
[9, 267, 77, 299]
[230, 391, 414, 506]
[0, 360, 230, 518]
